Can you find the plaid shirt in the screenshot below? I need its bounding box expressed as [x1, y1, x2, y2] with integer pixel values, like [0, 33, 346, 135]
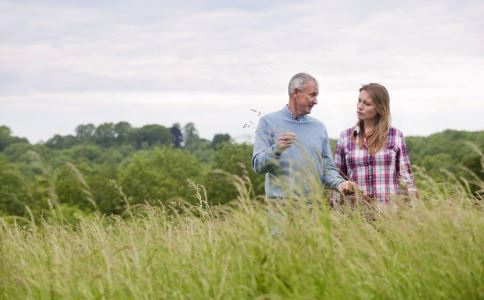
[332, 126, 417, 204]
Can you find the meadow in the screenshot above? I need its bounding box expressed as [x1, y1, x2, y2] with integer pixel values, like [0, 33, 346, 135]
[1, 171, 482, 300]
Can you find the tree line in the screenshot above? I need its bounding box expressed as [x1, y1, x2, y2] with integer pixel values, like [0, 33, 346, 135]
[0, 123, 482, 221]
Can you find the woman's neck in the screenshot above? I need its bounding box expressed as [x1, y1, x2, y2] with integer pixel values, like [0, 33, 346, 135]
[362, 119, 377, 136]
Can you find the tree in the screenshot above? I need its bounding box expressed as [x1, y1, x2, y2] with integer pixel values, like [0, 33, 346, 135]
[119, 148, 202, 205]
[131, 125, 173, 149]
[45, 134, 78, 149]
[55, 163, 97, 210]
[0, 126, 13, 151]
[94, 122, 116, 147]
[183, 122, 200, 149]
[75, 124, 96, 143]
[0, 156, 33, 216]
[67, 144, 103, 163]
[87, 165, 125, 215]
[211, 133, 232, 149]
[203, 143, 264, 204]
[114, 121, 133, 145]
[171, 123, 183, 148]
[0, 125, 29, 151]
[182, 123, 215, 162]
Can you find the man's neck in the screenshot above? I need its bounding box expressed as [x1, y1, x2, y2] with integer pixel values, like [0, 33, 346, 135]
[288, 101, 303, 118]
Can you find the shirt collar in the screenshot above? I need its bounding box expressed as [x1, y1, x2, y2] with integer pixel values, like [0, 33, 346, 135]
[282, 105, 307, 121]
[353, 125, 360, 137]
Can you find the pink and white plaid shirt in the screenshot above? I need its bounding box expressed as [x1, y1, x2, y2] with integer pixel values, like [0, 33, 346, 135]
[332, 126, 417, 204]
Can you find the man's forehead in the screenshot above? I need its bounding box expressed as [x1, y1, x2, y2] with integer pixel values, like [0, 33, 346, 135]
[305, 81, 318, 91]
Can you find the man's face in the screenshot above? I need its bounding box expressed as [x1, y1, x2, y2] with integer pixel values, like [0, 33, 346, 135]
[294, 80, 318, 116]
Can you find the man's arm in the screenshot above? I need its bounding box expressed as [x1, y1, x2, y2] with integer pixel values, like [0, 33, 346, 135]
[320, 133, 345, 189]
[251, 118, 281, 174]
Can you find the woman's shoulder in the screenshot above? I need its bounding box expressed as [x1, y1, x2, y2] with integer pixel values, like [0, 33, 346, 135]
[336, 127, 357, 145]
[387, 127, 409, 148]
[388, 126, 405, 138]
[339, 126, 357, 138]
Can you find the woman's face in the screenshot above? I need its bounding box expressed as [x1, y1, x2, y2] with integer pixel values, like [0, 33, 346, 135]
[357, 90, 378, 121]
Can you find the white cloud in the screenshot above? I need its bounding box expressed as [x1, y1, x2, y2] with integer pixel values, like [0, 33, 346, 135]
[0, 0, 483, 142]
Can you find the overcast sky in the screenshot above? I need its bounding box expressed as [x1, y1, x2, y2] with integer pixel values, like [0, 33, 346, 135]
[1, 0, 483, 143]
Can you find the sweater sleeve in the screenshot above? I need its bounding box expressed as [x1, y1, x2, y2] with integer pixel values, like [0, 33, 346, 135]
[320, 130, 345, 190]
[251, 117, 281, 174]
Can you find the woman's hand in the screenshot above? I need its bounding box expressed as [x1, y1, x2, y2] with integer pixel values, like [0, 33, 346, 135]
[337, 181, 358, 195]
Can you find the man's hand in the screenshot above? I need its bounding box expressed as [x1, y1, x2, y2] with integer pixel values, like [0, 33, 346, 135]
[275, 132, 296, 153]
[337, 181, 358, 195]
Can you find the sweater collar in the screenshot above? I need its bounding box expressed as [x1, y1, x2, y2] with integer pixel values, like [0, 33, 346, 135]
[282, 105, 308, 121]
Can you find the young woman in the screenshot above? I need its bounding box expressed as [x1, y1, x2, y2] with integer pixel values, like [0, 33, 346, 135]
[333, 83, 417, 206]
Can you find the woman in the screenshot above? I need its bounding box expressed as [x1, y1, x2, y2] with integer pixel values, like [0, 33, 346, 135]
[332, 83, 417, 206]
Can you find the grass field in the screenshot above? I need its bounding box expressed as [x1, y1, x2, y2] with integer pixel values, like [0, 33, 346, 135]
[0, 175, 483, 299]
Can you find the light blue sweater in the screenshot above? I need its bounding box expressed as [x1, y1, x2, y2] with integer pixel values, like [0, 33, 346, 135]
[252, 105, 344, 198]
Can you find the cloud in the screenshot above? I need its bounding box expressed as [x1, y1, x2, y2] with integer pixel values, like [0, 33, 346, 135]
[0, 0, 483, 142]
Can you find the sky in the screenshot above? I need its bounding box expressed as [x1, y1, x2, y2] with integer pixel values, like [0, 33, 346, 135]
[1, 0, 483, 143]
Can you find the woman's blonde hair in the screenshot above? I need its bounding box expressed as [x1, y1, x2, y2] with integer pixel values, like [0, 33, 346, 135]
[356, 83, 391, 154]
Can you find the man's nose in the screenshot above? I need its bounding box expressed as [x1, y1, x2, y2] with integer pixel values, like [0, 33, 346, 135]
[313, 97, 318, 104]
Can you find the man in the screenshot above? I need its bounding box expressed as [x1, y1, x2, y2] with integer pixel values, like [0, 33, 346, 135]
[251, 73, 355, 200]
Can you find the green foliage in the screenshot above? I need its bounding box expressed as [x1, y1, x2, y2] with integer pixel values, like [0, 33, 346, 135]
[0, 156, 33, 216]
[45, 134, 78, 149]
[170, 123, 183, 148]
[87, 165, 125, 215]
[114, 121, 133, 145]
[406, 130, 484, 194]
[94, 122, 116, 147]
[132, 124, 173, 149]
[75, 123, 95, 143]
[203, 143, 264, 204]
[120, 148, 202, 205]
[182, 122, 215, 162]
[0, 125, 29, 151]
[1, 122, 483, 221]
[55, 163, 97, 210]
[211, 133, 232, 149]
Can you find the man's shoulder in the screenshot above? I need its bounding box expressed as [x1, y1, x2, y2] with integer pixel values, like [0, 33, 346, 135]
[262, 110, 284, 119]
[258, 110, 285, 125]
[305, 115, 327, 129]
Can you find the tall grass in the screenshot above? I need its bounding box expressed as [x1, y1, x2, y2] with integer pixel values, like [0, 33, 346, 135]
[0, 172, 482, 299]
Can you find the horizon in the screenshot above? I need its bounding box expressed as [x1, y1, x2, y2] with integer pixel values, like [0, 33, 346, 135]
[2, 120, 482, 145]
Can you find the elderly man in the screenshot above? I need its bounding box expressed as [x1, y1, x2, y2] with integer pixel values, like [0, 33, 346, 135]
[252, 72, 355, 200]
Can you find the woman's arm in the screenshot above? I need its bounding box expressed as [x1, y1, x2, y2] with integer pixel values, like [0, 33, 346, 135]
[334, 132, 348, 179]
[396, 131, 418, 197]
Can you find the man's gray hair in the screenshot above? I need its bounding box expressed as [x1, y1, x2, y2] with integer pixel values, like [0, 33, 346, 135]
[288, 73, 318, 96]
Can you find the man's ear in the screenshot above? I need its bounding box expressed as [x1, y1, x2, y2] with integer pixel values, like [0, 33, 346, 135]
[292, 88, 299, 97]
